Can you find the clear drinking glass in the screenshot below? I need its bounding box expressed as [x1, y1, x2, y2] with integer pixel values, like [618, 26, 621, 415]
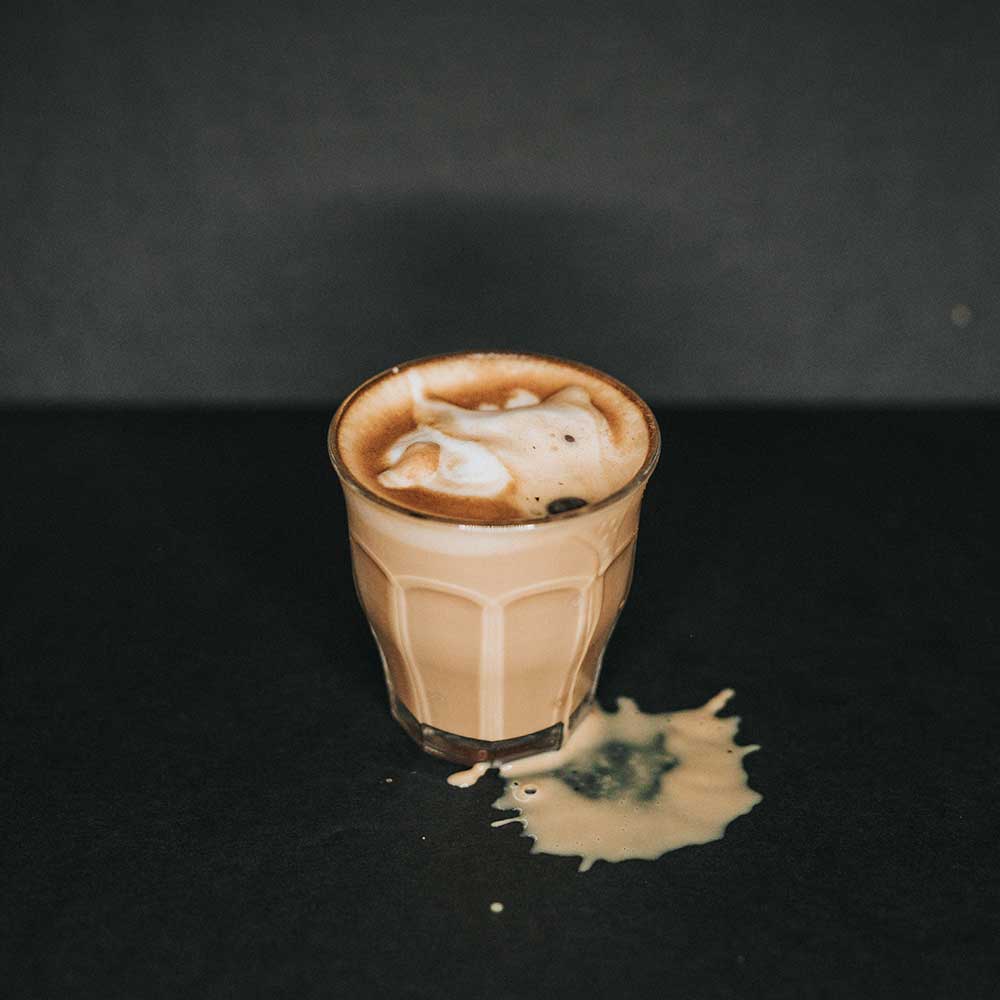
[328, 353, 660, 765]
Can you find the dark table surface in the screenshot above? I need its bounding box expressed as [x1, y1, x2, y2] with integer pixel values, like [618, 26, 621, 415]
[3, 408, 998, 998]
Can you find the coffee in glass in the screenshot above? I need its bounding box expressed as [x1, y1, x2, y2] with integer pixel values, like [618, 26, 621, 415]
[328, 352, 659, 765]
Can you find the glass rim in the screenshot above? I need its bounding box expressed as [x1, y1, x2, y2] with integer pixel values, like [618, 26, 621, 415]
[327, 350, 661, 529]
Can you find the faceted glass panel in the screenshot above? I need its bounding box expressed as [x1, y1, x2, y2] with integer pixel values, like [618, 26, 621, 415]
[351, 543, 416, 711]
[503, 587, 586, 736]
[350, 543, 392, 633]
[571, 542, 636, 709]
[404, 587, 483, 735]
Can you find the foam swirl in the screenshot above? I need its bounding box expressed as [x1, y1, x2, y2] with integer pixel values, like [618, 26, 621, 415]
[376, 372, 630, 516]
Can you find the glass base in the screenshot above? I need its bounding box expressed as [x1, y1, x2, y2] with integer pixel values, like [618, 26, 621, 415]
[391, 696, 594, 766]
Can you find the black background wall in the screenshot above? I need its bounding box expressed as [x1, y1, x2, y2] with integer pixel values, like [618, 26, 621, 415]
[5, 7, 1000, 996]
[3, 0, 998, 403]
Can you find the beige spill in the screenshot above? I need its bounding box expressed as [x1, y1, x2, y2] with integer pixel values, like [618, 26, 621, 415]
[482, 689, 761, 872]
[447, 761, 492, 788]
[489, 901, 504, 914]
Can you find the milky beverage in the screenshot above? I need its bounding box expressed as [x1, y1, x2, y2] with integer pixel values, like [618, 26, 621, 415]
[329, 353, 659, 764]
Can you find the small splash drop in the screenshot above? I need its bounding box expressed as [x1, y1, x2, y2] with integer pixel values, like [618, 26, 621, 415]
[447, 761, 492, 788]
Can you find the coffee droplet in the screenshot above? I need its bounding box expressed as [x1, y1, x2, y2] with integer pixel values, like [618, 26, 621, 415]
[547, 497, 588, 515]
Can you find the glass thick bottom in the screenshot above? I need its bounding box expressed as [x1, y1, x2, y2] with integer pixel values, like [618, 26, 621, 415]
[391, 695, 595, 766]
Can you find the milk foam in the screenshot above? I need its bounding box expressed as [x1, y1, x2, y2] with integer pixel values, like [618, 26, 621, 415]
[376, 371, 632, 517]
[378, 426, 513, 496]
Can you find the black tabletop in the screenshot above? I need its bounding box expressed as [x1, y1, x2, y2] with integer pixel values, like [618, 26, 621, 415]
[3, 408, 998, 998]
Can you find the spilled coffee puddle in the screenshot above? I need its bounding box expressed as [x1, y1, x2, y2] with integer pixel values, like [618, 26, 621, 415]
[451, 690, 762, 872]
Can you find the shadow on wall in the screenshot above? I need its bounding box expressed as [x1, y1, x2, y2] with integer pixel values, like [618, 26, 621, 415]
[5, 1, 997, 404]
[180, 194, 754, 404]
[3, 192, 756, 404]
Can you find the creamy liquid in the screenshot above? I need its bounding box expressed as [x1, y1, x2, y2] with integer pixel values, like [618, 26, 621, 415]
[339, 468, 648, 748]
[450, 690, 762, 872]
[336, 353, 652, 523]
[331, 353, 659, 755]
